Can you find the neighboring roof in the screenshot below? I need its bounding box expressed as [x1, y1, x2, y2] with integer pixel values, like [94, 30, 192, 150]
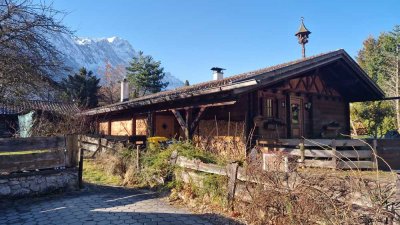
[0, 100, 80, 115]
[82, 49, 384, 116]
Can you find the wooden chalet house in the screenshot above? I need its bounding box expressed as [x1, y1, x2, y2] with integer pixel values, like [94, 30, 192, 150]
[82, 49, 384, 157]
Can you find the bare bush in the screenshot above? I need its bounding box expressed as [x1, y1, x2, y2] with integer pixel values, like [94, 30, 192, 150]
[238, 146, 398, 224]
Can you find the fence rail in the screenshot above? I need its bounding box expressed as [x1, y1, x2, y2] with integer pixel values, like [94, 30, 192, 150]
[0, 136, 78, 174]
[258, 138, 376, 170]
[78, 135, 147, 157]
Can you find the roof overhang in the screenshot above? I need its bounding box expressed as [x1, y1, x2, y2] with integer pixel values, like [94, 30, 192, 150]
[81, 49, 384, 116]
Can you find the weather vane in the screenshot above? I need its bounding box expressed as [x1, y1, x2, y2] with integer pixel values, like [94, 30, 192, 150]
[295, 17, 311, 58]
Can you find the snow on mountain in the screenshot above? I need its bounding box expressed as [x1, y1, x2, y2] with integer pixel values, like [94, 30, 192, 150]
[50, 33, 184, 90]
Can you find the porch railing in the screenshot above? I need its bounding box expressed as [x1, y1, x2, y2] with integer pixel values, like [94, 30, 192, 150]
[258, 139, 377, 170]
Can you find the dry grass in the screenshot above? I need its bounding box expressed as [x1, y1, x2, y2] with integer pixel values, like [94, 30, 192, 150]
[170, 139, 399, 225]
[83, 159, 123, 186]
[235, 153, 399, 224]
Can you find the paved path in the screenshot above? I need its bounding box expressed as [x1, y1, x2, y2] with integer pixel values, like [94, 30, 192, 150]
[0, 186, 214, 225]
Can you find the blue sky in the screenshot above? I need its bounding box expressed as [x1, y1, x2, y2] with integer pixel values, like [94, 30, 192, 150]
[53, 0, 399, 84]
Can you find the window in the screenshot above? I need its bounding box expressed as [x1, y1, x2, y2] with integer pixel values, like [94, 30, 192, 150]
[263, 98, 274, 118]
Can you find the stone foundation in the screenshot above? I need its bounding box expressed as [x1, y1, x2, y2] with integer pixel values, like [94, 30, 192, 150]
[0, 169, 78, 198]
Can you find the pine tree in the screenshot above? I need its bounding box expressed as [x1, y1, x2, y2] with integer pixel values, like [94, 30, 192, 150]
[184, 80, 190, 86]
[126, 51, 169, 96]
[61, 67, 101, 109]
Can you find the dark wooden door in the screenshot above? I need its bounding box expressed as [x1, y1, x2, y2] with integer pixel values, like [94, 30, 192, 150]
[155, 115, 175, 138]
[290, 97, 304, 138]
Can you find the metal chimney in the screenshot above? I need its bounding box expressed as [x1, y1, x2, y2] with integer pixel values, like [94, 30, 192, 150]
[120, 78, 129, 102]
[211, 67, 225, 80]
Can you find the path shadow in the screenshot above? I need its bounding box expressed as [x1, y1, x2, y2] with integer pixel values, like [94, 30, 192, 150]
[0, 184, 245, 225]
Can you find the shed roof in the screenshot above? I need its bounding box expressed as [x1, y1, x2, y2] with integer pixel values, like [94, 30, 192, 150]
[0, 100, 80, 115]
[82, 49, 384, 116]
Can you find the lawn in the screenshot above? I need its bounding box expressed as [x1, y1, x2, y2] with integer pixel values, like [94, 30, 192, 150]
[83, 159, 123, 186]
[0, 150, 51, 156]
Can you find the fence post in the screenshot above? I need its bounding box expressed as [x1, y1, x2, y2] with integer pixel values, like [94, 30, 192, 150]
[78, 135, 84, 189]
[226, 163, 239, 211]
[372, 139, 378, 170]
[331, 139, 337, 170]
[299, 139, 305, 163]
[136, 145, 140, 171]
[65, 135, 79, 168]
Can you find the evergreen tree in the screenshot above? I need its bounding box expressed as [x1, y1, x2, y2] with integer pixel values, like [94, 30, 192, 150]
[184, 80, 190, 86]
[126, 51, 169, 96]
[61, 68, 101, 108]
[351, 25, 400, 137]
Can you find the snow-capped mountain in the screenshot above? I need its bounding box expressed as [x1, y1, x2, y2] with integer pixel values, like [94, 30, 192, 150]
[50, 33, 184, 89]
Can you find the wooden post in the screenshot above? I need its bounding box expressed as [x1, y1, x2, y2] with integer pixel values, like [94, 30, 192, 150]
[78, 136, 84, 189]
[372, 139, 378, 170]
[308, 95, 314, 137]
[65, 135, 79, 168]
[344, 101, 351, 136]
[132, 116, 136, 136]
[299, 140, 305, 163]
[91, 137, 101, 158]
[245, 93, 254, 151]
[285, 93, 291, 138]
[331, 139, 337, 170]
[147, 112, 154, 137]
[227, 162, 239, 210]
[136, 145, 140, 171]
[107, 120, 112, 135]
[185, 108, 193, 140]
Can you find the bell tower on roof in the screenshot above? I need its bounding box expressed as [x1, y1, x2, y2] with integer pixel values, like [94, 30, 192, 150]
[295, 17, 311, 58]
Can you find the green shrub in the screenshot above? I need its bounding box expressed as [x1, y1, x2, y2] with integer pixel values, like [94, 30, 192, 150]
[94, 141, 223, 189]
[197, 173, 228, 206]
[138, 141, 222, 187]
[168, 141, 220, 164]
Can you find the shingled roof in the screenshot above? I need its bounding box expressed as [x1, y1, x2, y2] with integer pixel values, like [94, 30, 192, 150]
[82, 49, 384, 116]
[0, 100, 80, 115]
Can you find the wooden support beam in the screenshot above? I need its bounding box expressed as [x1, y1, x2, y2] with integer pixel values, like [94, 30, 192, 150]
[185, 108, 192, 139]
[308, 95, 314, 138]
[107, 120, 111, 136]
[285, 93, 291, 138]
[132, 116, 136, 136]
[159, 100, 236, 112]
[344, 101, 351, 136]
[171, 109, 189, 139]
[190, 107, 206, 133]
[147, 112, 154, 137]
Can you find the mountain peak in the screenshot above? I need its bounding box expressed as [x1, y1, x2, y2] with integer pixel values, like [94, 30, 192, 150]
[106, 36, 119, 43]
[51, 33, 184, 89]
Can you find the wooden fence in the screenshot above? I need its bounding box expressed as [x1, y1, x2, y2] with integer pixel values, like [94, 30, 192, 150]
[172, 153, 398, 222]
[78, 134, 147, 157]
[374, 139, 400, 171]
[0, 135, 79, 174]
[257, 139, 377, 170]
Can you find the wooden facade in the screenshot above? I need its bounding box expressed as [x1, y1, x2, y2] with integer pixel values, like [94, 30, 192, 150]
[83, 50, 384, 157]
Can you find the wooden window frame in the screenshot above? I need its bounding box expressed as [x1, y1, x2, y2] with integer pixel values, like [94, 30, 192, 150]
[260, 97, 277, 118]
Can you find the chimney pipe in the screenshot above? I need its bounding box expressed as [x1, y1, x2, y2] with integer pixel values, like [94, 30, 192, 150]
[120, 78, 129, 102]
[211, 67, 225, 80]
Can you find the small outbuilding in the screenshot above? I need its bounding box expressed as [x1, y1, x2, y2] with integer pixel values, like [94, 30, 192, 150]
[0, 100, 80, 138]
